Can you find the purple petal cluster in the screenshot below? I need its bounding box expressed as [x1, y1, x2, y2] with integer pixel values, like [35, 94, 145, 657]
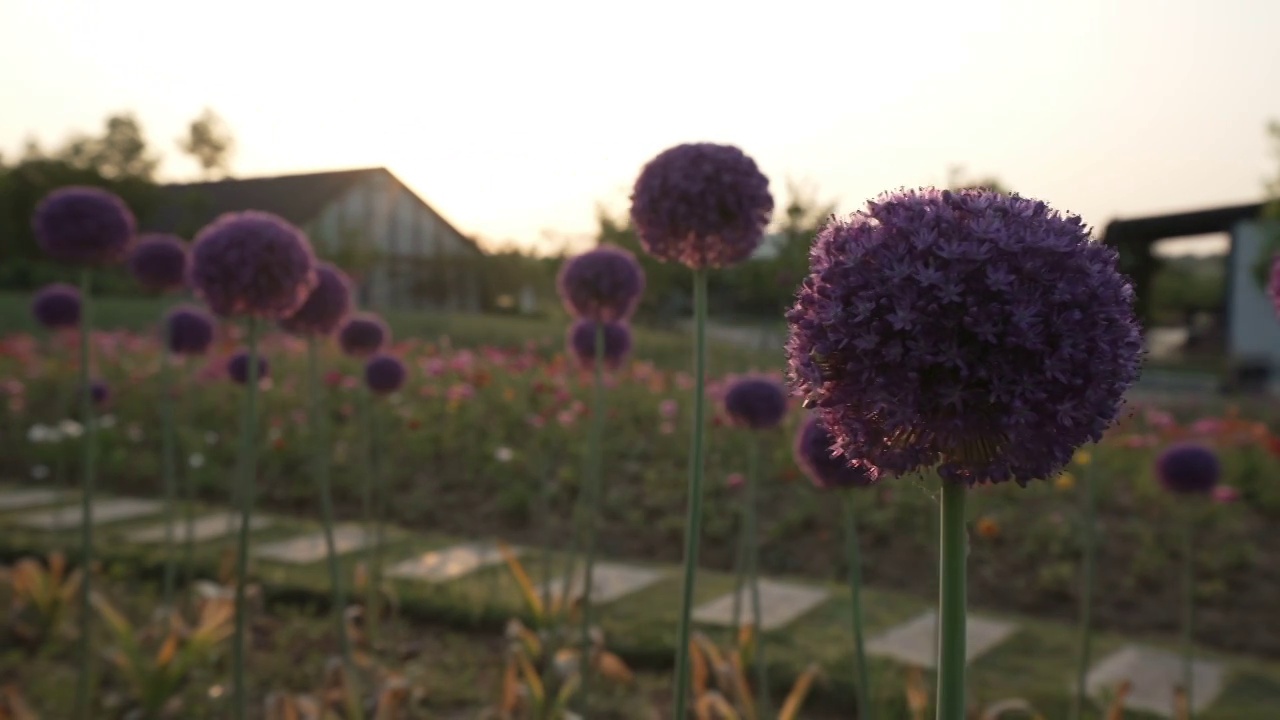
[364, 353, 407, 395]
[794, 415, 879, 490]
[32, 186, 135, 266]
[1155, 443, 1221, 495]
[567, 320, 632, 370]
[629, 143, 774, 269]
[723, 376, 789, 430]
[785, 188, 1143, 485]
[90, 380, 109, 407]
[31, 283, 82, 329]
[188, 211, 318, 319]
[557, 245, 646, 321]
[164, 305, 216, 356]
[338, 313, 389, 357]
[279, 263, 353, 337]
[127, 234, 189, 292]
[227, 351, 269, 385]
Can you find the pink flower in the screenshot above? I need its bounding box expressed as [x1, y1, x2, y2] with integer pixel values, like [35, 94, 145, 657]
[659, 399, 678, 419]
[527, 414, 546, 429]
[1211, 486, 1240, 504]
[726, 473, 745, 490]
[660, 421, 675, 435]
[1189, 418, 1223, 436]
[1144, 409, 1176, 429]
[557, 409, 577, 427]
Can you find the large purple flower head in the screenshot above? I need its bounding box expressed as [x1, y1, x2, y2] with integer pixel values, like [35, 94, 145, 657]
[32, 186, 135, 265]
[227, 351, 269, 385]
[164, 305, 216, 356]
[188, 211, 318, 319]
[279, 263, 353, 337]
[364, 353, 407, 395]
[786, 188, 1143, 486]
[31, 283, 81, 329]
[567, 320, 632, 370]
[723, 376, 789, 430]
[76, 380, 110, 409]
[1155, 443, 1221, 495]
[127, 234, 188, 292]
[794, 415, 879, 490]
[629, 143, 773, 269]
[556, 245, 646, 321]
[337, 313, 389, 357]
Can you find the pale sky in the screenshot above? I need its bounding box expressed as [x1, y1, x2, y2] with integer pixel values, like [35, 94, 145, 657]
[2, 0, 1278, 255]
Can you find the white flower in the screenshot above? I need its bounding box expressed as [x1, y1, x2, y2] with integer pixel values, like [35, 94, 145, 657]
[98, 414, 117, 429]
[494, 446, 514, 463]
[26, 424, 52, 443]
[126, 424, 144, 442]
[188, 453, 205, 470]
[57, 420, 84, 439]
[204, 431, 219, 446]
[30, 465, 49, 480]
[266, 427, 283, 442]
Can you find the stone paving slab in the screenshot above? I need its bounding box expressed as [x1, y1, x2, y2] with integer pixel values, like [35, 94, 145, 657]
[125, 512, 275, 544]
[10, 497, 162, 531]
[1085, 644, 1226, 717]
[541, 562, 665, 605]
[253, 525, 375, 564]
[866, 610, 1018, 668]
[387, 541, 514, 583]
[0, 487, 72, 512]
[692, 578, 831, 632]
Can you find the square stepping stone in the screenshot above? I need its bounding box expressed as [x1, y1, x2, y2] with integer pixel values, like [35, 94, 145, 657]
[1085, 645, 1226, 717]
[125, 512, 274, 544]
[693, 579, 831, 632]
[387, 542, 514, 583]
[0, 487, 70, 512]
[254, 525, 375, 564]
[866, 610, 1018, 668]
[541, 562, 665, 605]
[11, 497, 162, 531]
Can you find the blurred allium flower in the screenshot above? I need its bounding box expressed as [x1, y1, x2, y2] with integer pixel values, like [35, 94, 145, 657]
[725, 472, 745, 490]
[338, 313, 390, 357]
[723, 376, 788, 430]
[629, 143, 773, 269]
[364, 353, 406, 395]
[659, 399, 679, 419]
[162, 305, 214, 356]
[127, 233, 188, 292]
[279, 262, 352, 337]
[227, 351, 269, 385]
[189, 211, 318, 318]
[31, 283, 82, 329]
[793, 415, 878, 490]
[786, 188, 1142, 485]
[567, 320, 632, 369]
[1154, 443, 1221, 495]
[75, 380, 109, 408]
[494, 446, 515, 463]
[32, 186, 136, 265]
[1211, 485, 1240, 504]
[556, 245, 646, 321]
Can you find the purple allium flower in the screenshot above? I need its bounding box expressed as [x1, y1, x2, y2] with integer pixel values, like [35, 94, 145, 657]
[188, 211, 318, 319]
[1155, 443, 1221, 495]
[364, 353, 407, 395]
[337, 313, 390, 357]
[30, 283, 82, 329]
[723, 376, 789, 430]
[279, 263, 353, 337]
[164, 305, 216, 356]
[556, 245, 646, 321]
[629, 143, 774, 269]
[567, 320, 632, 370]
[227, 351, 269, 385]
[786, 188, 1143, 486]
[32, 186, 136, 266]
[127, 234, 188, 292]
[76, 380, 109, 408]
[794, 415, 879, 490]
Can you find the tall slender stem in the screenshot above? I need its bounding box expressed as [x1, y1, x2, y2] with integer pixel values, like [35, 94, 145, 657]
[159, 342, 178, 612]
[936, 481, 968, 720]
[536, 448, 555, 625]
[729, 475, 749, 645]
[357, 389, 377, 643]
[1182, 513, 1195, 720]
[672, 268, 709, 719]
[368, 393, 387, 649]
[746, 439, 769, 714]
[73, 268, 97, 720]
[231, 317, 261, 720]
[842, 492, 872, 720]
[1071, 464, 1097, 720]
[576, 322, 607, 713]
[180, 388, 197, 607]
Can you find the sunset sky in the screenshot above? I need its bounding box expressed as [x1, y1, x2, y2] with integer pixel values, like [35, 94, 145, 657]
[2, 0, 1278, 255]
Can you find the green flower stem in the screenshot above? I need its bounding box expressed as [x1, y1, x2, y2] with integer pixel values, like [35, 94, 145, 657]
[180, 397, 197, 607]
[672, 267, 709, 720]
[357, 388, 377, 642]
[307, 339, 362, 719]
[746, 438, 769, 714]
[159, 340, 178, 613]
[73, 268, 97, 720]
[576, 322, 607, 713]
[936, 480, 968, 720]
[729, 477, 749, 645]
[536, 446, 555, 624]
[1071, 463, 1097, 720]
[368, 393, 387, 650]
[1182, 510, 1196, 720]
[842, 492, 872, 720]
[231, 317, 261, 720]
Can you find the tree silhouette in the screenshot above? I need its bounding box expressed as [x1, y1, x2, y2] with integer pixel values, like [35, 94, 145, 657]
[56, 112, 160, 181]
[177, 108, 235, 180]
